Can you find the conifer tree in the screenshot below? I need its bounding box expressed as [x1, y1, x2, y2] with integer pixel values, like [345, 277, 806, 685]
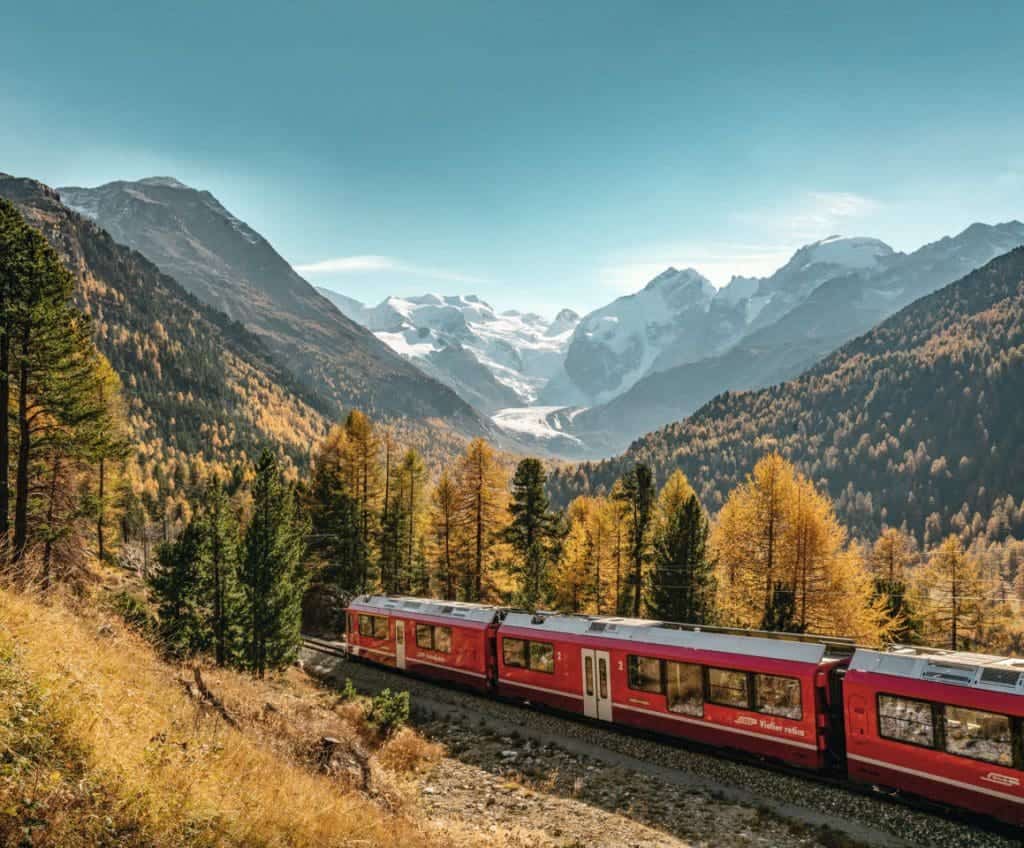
[916, 535, 988, 649]
[239, 449, 309, 678]
[614, 463, 655, 616]
[307, 426, 363, 596]
[649, 484, 715, 625]
[399, 448, 426, 592]
[505, 458, 559, 608]
[454, 438, 507, 601]
[428, 469, 460, 598]
[150, 520, 210, 657]
[343, 411, 382, 592]
[197, 474, 242, 666]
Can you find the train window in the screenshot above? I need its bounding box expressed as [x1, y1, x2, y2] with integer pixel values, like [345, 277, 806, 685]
[708, 668, 750, 709]
[943, 705, 1013, 766]
[529, 642, 555, 674]
[754, 674, 802, 720]
[878, 694, 935, 748]
[359, 615, 373, 637]
[503, 638, 528, 668]
[598, 656, 608, 699]
[628, 655, 664, 694]
[665, 661, 703, 716]
[416, 624, 452, 653]
[585, 655, 594, 696]
[372, 616, 389, 640]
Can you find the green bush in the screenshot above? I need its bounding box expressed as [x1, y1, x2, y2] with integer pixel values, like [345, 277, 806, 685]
[109, 590, 156, 635]
[367, 688, 409, 737]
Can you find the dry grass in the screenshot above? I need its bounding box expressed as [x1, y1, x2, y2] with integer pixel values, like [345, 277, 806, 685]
[0, 587, 495, 848]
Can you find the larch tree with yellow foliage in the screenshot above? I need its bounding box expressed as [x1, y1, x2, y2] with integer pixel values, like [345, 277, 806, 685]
[453, 438, 508, 601]
[713, 453, 893, 643]
[915, 535, 989, 649]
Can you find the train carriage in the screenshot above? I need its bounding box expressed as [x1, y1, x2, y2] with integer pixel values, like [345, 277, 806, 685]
[346, 595, 501, 692]
[844, 646, 1024, 826]
[496, 611, 852, 769]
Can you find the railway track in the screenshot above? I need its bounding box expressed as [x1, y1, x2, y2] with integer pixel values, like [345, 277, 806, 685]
[299, 639, 1020, 846]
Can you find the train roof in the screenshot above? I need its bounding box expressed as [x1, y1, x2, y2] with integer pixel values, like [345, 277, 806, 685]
[502, 611, 855, 665]
[348, 594, 503, 624]
[850, 645, 1024, 696]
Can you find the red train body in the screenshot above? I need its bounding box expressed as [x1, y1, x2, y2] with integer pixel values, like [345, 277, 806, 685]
[844, 647, 1024, 826]
[344, 595, 1024, 830]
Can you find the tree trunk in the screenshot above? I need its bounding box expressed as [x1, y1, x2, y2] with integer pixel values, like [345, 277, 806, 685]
[0, 328, 9, 562]
[12, 333, 30, 564]
[97, 456, 106, 563]
[41, 453, 61, 589]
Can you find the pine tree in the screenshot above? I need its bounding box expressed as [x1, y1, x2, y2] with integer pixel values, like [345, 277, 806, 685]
[505, 458, 559, 608]
[307, 426, 363, 596]
[150, 520, 210, 658]
[197, 475, 242, 667]
[649, 485, 715, 625]
[239, 449, 309, 678]
[0, 201, 125, 582]
[614, 463, 655, 617]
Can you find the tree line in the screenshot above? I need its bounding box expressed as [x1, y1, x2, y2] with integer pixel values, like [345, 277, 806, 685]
[3, 197, 1021, 674]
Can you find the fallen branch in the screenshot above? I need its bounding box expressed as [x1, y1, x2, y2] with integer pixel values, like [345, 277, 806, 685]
[188, 665, 240, 729]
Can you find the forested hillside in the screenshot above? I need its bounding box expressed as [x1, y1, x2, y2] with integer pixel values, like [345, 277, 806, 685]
[57, 177, 487, 435]
[0, 175, 329, 477]
[550, 247, 1024, 546]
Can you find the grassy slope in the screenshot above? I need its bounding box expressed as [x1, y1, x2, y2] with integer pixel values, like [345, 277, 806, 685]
[0, 588, 492, 848]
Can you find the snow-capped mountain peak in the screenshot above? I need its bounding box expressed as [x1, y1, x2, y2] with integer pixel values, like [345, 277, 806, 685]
[316, 287, 580, 411]
[793, 235, 895, 271]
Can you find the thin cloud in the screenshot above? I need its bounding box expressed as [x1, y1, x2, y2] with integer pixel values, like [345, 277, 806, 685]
[293, 254, 491, 286]
[736, 191, 880, 242]
[599, 243, 797, 292]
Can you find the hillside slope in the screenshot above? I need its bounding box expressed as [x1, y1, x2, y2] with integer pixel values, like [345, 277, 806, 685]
[0, 174, 328, 469]
[550, 247, 1024, 542]
[574, 222, 1024, 452]
[58, 178, 485, 433]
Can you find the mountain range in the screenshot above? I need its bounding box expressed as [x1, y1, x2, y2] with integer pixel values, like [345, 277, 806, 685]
[324, 223, 1023, 458]
[548, 245, 1024, 544]
[318, 290, 579, 413]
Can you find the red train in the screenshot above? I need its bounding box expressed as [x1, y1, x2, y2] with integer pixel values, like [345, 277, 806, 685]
[345, 595, 1024, 829]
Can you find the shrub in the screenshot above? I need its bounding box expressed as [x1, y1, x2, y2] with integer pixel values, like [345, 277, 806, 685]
[109, 590, 156, 635]
[367, 689, 409, 737]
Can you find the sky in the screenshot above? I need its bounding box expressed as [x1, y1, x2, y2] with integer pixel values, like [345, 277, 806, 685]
[2, 1, 1022, 315]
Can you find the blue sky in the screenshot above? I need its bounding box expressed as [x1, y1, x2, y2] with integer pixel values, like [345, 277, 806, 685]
[3, 1, 1022, 315]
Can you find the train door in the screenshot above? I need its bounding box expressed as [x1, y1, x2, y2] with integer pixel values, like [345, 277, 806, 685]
[395, 619, 406, 670]
[581, 648, 613, 721]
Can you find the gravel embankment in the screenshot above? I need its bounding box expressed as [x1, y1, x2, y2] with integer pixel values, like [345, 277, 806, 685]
[301, 647, 1017, 848]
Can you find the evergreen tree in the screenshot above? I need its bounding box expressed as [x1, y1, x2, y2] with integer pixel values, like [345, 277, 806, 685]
[614, 463, 655, 616]
[398, 448, 426, 592]
[504, 458, 559, 608]
[239, 449, 309, 678]
[307, 426, 363, 597]
[649, 490, 715, 625]
[197, 475, 242, 666]
[150, 520, 210, 657]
